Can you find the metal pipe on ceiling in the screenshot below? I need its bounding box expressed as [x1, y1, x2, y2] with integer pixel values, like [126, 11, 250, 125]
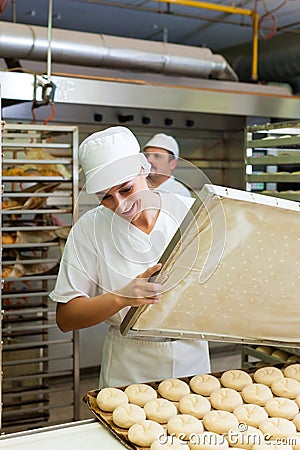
[0, 21, 238, 81]
[155, 0, 259, 81]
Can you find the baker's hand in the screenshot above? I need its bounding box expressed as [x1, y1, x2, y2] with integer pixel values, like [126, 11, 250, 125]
[115, 263, 163, 307]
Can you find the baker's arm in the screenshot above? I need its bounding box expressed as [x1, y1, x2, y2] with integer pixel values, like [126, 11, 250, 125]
[56, 263, 162, 332]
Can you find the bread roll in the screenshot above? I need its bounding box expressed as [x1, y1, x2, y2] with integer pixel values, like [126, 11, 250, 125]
[286, 355, 299, 363]
[271, 350, 290, 361]
[189, 431, 229, 449]
[150, 435, 189, 450]
[259, 417, 297, 439]
[124, 383, 157, 407]
[112, 403, 146, 428]
[96, 387, 128, 412]
[2, 266, 13, 279]
[264, 397, 299, 420]
[287, 434, 300, 450]
[284, 364, 300, 382]
[256, 362, 268, 368]
[128, 420, 165, 447]
[2, 234, 15, 244]
[167, 414, 203, 439]
[227, 425, 264, 449]
[252, 442, 293, 449]
[144, 398, 177, 424]
[220, 369, 253, 391]
[256, 346, 274, 355]
[271, 377, 300, 399]
[210, 388, 243, 412]
[158, 378, 190, 401]
[202, 410, 238, 434]
[190, 374, 220, 396]
[233, 403, 268, 428]
[2, 199, 21, 209]
[179, 393, 211, 419]
[296, 394, 300, 408]
[242, 383, 273, 406]
[254, 367, 284, 386]
[293, 414, 300, 431]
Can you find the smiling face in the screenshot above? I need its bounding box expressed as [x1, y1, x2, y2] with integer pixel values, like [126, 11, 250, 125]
[143, 147, 177, 186]
[96, 172, 152, 223]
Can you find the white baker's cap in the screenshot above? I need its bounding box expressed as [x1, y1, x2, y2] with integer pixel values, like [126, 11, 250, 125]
[79, 126, 150, 194]
[143, 133, 179, 159]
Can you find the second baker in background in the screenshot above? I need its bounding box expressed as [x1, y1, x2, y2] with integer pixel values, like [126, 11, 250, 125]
[143, 133, 191, 197]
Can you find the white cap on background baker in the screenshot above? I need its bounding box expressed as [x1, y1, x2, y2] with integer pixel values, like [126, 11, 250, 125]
[143, 133, 179, 159]
[79, 126, 150, 194]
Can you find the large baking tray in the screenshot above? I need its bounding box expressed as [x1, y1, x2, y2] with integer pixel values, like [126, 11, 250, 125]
[83, 368, 241, 450]
[121, 184, 300, 347]
[83, 363, 291, 450]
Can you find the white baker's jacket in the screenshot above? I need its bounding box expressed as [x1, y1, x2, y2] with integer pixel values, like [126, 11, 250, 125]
[154, 176, 191, 197]
[50, 192, 210, 387]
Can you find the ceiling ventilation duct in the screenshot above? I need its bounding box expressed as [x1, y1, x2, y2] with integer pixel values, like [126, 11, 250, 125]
[233, 45, 300, 94]
[0, 21, 238, 81]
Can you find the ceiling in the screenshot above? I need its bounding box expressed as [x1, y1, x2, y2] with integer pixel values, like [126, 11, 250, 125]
[0, 0, 300, 92]
[0, 0, 299, 52]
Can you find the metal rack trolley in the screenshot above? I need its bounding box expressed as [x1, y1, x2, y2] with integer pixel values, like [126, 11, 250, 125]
[244, 120, 300, 365]
[1, 123, 80, 433]
[245, 120, 300, 201]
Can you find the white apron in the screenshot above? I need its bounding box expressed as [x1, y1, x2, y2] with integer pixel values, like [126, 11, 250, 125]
[99, 327, 210, 388]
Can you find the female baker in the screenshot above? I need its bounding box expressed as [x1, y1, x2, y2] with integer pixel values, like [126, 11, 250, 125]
[50, 126, 210, 387]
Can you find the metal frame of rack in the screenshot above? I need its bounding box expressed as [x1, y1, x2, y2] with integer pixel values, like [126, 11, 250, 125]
[245, 120, 300, 201]
[1, 123, 80, 433]
[243, 119, 300, 368]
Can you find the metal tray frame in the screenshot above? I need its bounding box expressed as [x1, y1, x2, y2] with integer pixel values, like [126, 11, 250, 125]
[121, 184, 300, 348]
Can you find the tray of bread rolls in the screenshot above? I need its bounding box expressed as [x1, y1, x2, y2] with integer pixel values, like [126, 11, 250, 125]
[83, 363, 300, 450]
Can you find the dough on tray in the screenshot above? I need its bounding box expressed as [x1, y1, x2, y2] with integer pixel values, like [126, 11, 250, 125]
[167, 414, 203, 439]
[220, 369, 253, 391]
[271, 377, 300, 399]
[252, 441, 293, 449]
[233, 403, 268, 428]
[96, 387, 128, 412]
[112, 403, 146, 428]
[284, 364, 300, 382]
[144, 398, 178, 424]
[190, 374, 220, 396]
[226, 425, 264, 449]
[150, 435, 189, 450]
[264, 397, 299, 420]
[293, 413, 300, 431]
[178, 393, 211, 419]
[253, 366, 284, 386]
[241, 383, 273, 406]
[158, 378, 190, 401]
[124, 383, 157, 407]
[209, 388, 243, 412]
[128, 419, 165, 447]
[189, 431, 229, 449]
[202, 410, 238, 434]
[259, 417, 297, 439]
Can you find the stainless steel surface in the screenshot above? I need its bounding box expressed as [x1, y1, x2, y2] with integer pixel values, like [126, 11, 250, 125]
[0, 70, 299, 119]
[0, 20, 237, 81]
[0, 419, 125, 450]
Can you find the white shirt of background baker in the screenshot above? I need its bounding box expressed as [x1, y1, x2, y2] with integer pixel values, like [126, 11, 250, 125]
[154, 175, 191, 197]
